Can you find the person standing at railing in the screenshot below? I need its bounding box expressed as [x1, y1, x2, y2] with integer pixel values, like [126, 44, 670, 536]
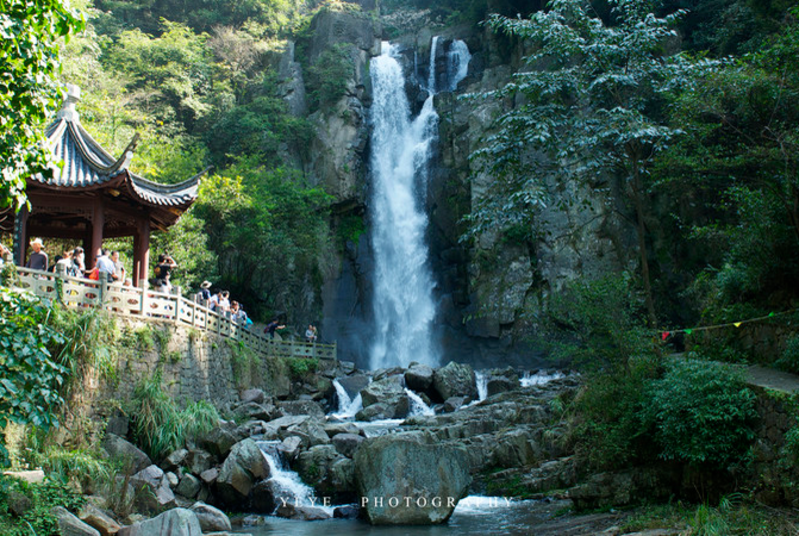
[111, 251, 126, 283]
[154, 253, 177, 293]
[54, 250, 73, 277]
[25, 238, 48, 271]
[96, 249, 117, 283]
[70, 247, 86, 277]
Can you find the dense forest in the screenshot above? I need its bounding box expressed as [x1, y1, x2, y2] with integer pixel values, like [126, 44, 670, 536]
[4, 0, 799, 533]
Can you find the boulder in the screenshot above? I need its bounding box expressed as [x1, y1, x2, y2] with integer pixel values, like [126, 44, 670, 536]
[405, 364, 434, 393]
[359, 376, 410, 418]
[248, 480, 278, 514]
[198, 426, 242, 458]
[7, 489, 32, 516]
[443, 396, 467, 413]
[116, 508, 202, 536]
[323, 422, 362, 437]
[335, 373, 371, 399]
[278, 399, 326, 419]
[333, 504, 359, 519]
[52, 506, 101, 536]
[278, 436, 303, 461]
[486, 367, 521, 396]
[232, 403, 278, 423]
[433, 362, 477, 401]
[190, 501, 232, 532]
[130, 464, 176, 514]
[240, 388, 266, 404]
[354, 435, 471, 524]
[103, 434, 151, 474]
[199, 467, 219, 486]
[283, 419, 331, 448]
[355, 402, 400, 422]
[216, 439, 269, 505]
[175, 474, 201, 499]
[165, 472, 179, 488]
[275, 503, 332, 521]
[161, 449, 188, 472]
[186, 449, 214, 475]
[330, 458, 356, 495]
[78, 504, 121, 536]
[331, 433, 364, 458]
[297, 445, 347, 495]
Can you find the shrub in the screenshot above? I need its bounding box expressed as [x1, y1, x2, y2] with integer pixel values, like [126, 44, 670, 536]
[285, 357, 318, 380]
[0, 475, 85, 536]
[542, 273, 654, 373]
[648, 359, 758, 469]
[572, 356, 660, 471]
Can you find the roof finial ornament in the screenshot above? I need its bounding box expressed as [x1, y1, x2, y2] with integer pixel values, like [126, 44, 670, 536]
[57, 84, 81, 122]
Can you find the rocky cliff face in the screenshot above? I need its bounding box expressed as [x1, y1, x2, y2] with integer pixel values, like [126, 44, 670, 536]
[277, 3, 636, 368]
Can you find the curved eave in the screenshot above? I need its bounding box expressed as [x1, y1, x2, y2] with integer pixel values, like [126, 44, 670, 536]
[127, 168, 204, 209]
[34, 119, 134, 188]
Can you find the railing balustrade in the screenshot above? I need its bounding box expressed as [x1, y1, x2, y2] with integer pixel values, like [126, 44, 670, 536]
[13, 267, 336, 361]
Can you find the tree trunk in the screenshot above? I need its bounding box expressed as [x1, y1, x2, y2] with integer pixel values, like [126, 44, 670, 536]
[631, 168, 658, 328]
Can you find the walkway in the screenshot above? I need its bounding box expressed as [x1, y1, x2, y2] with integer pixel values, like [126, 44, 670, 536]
[14, 267, 336, 361]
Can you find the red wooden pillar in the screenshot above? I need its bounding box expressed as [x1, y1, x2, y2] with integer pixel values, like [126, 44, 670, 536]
[89, 195, 105, 267]
[133, 218, 150, 288]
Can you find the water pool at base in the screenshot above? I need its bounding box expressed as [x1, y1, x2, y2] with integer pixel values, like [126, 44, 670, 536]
[234, 496, 570, 535]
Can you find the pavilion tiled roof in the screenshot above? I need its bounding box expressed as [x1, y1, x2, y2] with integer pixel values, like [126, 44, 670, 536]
[34, 85, 202, 209]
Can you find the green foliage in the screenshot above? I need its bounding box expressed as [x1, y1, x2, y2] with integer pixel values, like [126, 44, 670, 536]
[0, 0, 85, 210]
[305, 44, 355, 112]
[285, 357, 318, 379]
[335, 212, 366, 249]
[647, 359, 757, 469]
[228, 338, 259, 387]
[0, 288, 66, 466]
[130, 373, 219, 461]
[541, 273, 654, 373]
[0, 475, 86, 536]
[572, 357, 660, 472]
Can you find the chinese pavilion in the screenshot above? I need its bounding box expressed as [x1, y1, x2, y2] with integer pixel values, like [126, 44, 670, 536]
[1, 85, 203, 286]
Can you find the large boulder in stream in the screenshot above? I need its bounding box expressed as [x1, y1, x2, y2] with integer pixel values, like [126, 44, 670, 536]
[215, 439, 269, 506]
[116, 507, 202, 536]
[358, 376, 410, 420]
[433, 361, 478, 401]
[405, 363, 435, 394]
[354, 434, 471, 524]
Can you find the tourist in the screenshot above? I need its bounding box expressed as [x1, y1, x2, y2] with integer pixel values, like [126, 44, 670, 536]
[196, 280, 212, 304]
[70, 247, 86, 277]
[217, 290, 231, 316]
[265, 319, 285, 339]
[111, 251, 126, 282]
[26, 238, 48, 271]
[305, 324, 318, 344]
[231, 300, 249, 324]
[54, 249, 74, 277]
[208, 290, 220, 311]
[155, 253, 177, 293]
[96, 248, 116, 282]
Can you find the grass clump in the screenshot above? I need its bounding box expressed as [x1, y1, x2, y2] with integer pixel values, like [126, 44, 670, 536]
[130, 373, 220, 461]
[0, 475, 85, 536]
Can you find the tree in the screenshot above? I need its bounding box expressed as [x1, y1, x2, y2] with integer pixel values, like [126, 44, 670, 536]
[659, 7, 799, 307]
[0, 0, 84, 210]
[0, 287, 66, 466]
[471, 0, 698, 326]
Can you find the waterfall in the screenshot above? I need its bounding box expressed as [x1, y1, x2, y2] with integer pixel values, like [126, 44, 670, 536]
[476, 371, 488, 401]
[405, 388, 435, 416]
[368, 42, 439, 370]
[367, 39, 471, 371]
[446, 39, 472, 91]
[331, 379, 363, 420]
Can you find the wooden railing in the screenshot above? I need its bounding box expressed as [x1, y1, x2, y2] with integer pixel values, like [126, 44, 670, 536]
[13, 267, 336, 361]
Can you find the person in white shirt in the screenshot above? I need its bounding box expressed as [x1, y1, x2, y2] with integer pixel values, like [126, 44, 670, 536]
[96, 248, 116, 282]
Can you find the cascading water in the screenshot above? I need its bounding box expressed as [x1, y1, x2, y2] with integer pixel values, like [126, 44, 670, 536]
[256, 441, 333, 513]
[405, 388, 435, 416]
[476, 371, 488, 401]
[368, 39, 471, 371]
[330, 379, 362, 420]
